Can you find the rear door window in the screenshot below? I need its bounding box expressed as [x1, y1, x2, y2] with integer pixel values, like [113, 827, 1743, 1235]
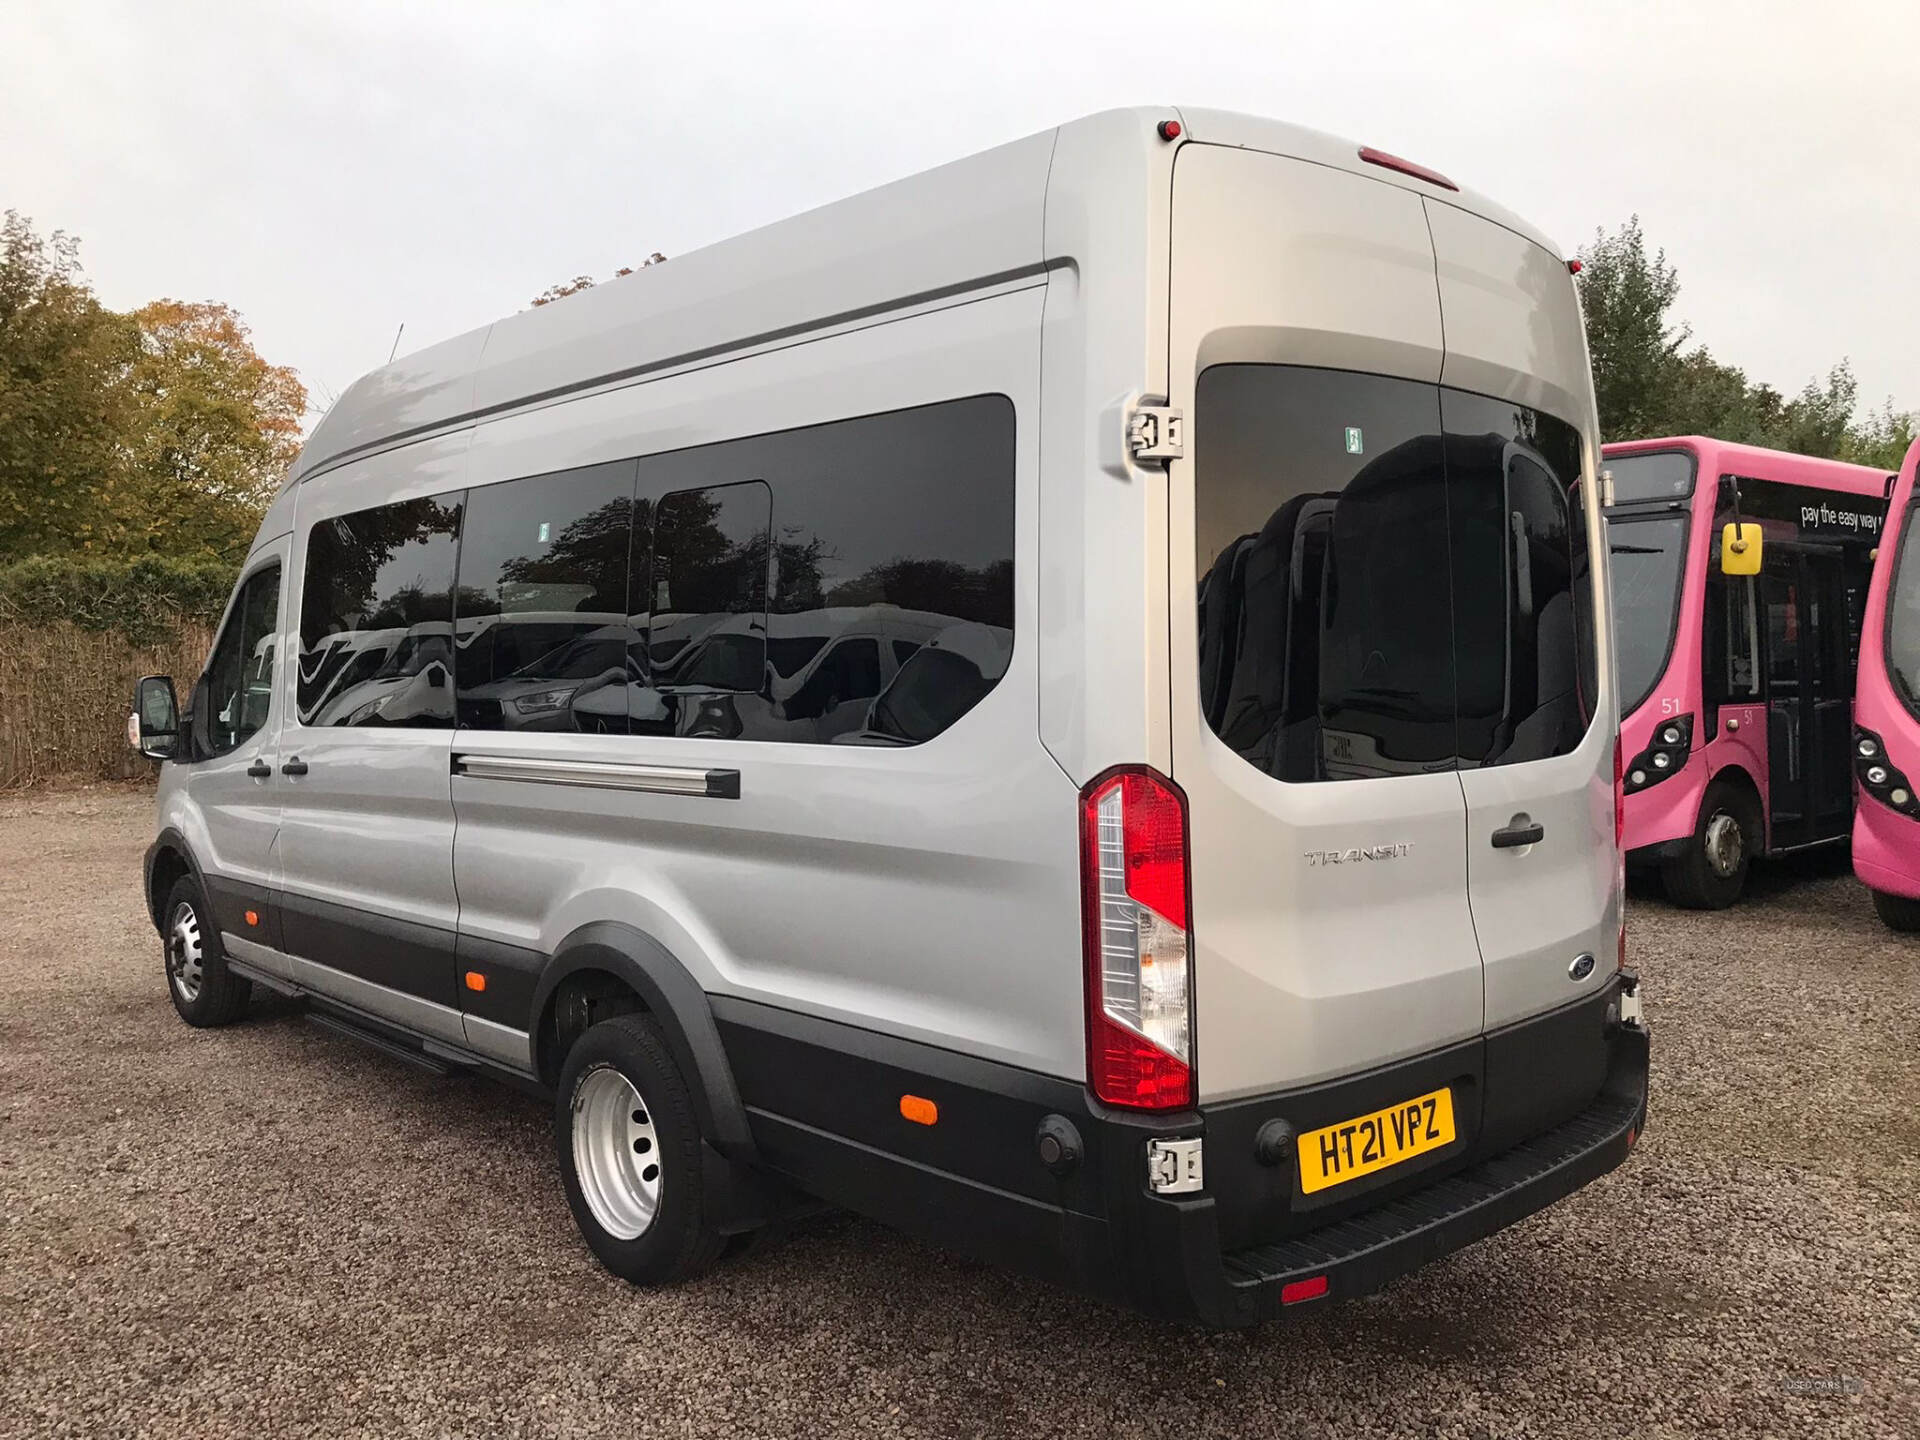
[1440, 387, 1593, 767]
[1193, 365, 1593, 782]
[1196, 366, 1455, 781]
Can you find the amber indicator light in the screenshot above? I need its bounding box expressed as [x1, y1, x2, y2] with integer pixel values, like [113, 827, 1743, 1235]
[899, 1095, 938, 1126]
[464, 971, 487, 992]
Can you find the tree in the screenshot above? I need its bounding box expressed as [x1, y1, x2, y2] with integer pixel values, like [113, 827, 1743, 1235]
[1574, 216, 1686, 441]
[1578, 217, 1916, 464]
[121, 300, 307, 559]
[529, 253, 666, 308]
[1, 212, 309, 562]
[0, 210, 139, 556]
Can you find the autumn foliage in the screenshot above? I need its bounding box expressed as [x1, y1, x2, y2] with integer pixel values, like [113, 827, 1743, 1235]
[0, 212, 307, 563]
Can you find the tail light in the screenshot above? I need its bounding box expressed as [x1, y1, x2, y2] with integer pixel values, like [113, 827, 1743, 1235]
[1614, 731, 1627, 970]
[1613, 730, 1625, 846]
[1080, 767, 1194, 1109]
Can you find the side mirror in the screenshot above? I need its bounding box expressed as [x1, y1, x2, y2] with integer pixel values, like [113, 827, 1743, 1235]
[129, 675, 180, 760]
[1722, 521, 1763, 576]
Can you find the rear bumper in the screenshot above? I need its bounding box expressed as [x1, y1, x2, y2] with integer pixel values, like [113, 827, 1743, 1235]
[713, 974, 1649, 1328]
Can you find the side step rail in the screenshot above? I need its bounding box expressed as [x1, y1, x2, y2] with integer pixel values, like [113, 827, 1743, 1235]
[306, 1010, 458, 1077]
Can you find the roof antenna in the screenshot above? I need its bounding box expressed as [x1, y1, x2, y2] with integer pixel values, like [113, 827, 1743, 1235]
[387, 322, 406, 364]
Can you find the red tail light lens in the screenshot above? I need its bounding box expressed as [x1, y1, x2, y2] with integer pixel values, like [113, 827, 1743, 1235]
[1613, 731, 1625, 847]
[1081, 767, 1194, 1110]
[1614, 731, 1627, 970]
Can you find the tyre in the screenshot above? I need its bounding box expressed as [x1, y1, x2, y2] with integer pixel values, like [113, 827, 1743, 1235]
[161, 875, 252, 1027]
[1660, 779, 1759, 910]
[555, 1013, 726, 1286]
[1871, 888, 1920, 933]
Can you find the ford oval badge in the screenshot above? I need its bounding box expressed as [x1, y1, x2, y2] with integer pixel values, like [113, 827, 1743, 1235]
[1568, 952, 1596, 982]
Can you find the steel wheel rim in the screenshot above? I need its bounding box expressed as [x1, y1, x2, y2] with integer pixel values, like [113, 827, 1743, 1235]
[166, 900, 204, 1003]
[571, 1066, 662, 1240]
[1704, 811, 1744, 879]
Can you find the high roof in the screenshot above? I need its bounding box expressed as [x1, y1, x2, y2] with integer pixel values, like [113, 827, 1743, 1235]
[292, 107, 1571, 486]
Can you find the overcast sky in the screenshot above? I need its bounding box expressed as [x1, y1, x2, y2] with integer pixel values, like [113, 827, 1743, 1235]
[6, 0, 1916, 428]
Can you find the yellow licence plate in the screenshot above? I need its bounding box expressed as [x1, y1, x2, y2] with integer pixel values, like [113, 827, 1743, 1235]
[1297, 1087, 1456, 1194]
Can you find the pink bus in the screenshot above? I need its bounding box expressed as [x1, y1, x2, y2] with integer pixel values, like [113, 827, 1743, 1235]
[1851, 436, 1920, 929]
[1606, 438, 1892, 907]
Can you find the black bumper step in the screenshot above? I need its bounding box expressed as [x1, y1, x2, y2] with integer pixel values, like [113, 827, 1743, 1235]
[1222, 1087, 1642, 1315]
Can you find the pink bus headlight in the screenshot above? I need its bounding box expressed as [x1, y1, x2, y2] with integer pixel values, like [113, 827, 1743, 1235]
[1623, 714, 1692, 794]
[1855, 727, 1920, 819]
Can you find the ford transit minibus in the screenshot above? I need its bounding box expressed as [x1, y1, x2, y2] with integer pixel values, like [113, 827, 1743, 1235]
[132, 107, 1646, 1326]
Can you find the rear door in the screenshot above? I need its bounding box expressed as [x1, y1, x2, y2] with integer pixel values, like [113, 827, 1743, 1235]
[1167, 143, 1485, 1101]
[1433, 206, 1615, 1034]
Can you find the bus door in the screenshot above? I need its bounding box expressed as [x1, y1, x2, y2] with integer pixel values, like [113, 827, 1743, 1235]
[1762, 544, 1854, 847]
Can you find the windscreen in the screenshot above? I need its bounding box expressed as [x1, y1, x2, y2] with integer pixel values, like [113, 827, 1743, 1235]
[1606, 513, 1689, 714]
[1886, 503, 1920, 713]
[1607, 451, 1696, 506]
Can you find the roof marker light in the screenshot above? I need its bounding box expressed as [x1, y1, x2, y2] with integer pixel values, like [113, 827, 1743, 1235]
[1568, 259, 1583, 275]
[1157, 119, 1183, 142]
[1357, 146, 1458, 191]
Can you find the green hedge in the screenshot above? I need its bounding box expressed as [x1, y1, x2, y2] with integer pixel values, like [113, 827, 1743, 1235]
[0, 554, 238, 644]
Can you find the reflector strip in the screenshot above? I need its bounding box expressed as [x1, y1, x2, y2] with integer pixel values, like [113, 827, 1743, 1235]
[1280, 1275, 1329, 1305]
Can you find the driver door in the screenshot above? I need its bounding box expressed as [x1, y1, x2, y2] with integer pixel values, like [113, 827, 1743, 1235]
[186, 542, 289, 967]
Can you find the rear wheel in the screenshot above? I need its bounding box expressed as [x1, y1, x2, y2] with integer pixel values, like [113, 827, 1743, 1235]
[1870, 888, 1920, 933]
[555, 1013, 726, 1286]
[1661, 780, 1759, 910]
[162, 875, 252, 1026]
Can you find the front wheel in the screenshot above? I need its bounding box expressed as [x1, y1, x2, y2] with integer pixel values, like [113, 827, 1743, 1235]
[1870, 887, 1920, 933]
[555, 1013, 726, 1286]
[161, 875, 252, 1027]
[1660, 780, 1759, 910]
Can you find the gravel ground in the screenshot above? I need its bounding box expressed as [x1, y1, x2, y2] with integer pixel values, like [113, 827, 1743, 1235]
[2, 788, 1917, 1439]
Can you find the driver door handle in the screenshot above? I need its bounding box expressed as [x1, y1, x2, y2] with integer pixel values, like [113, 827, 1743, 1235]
[1491, 815, 1544, 849]
[281, 756, 309, 776]
[246, 759, 271, 779]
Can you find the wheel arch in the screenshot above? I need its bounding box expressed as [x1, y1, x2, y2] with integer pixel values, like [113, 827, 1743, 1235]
[1705, 763, 1765, 846]
[144, 827, 204, 934]
[530, 921, 756, 1163]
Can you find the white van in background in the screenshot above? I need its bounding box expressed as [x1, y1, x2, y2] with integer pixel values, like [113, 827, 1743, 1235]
[132, 107, 1645, 1327]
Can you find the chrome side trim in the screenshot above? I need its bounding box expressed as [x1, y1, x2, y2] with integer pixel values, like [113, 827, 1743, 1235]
[223, 932, 295, 984]
[461, 1014, 535, 1072]
[286, 954, 469, 1047]
[219, 934, 539, 1078]
[454, 752, 740, 798]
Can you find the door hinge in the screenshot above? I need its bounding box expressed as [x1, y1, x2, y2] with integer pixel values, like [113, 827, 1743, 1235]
[1146, 1136, 1204, 1194]
[1127, 402, 1184, 464]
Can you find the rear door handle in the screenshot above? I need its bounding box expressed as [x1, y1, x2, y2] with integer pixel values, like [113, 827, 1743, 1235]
[246, 759, 271, 779]
[1491, 815, 1544, 849]
[281, 756, 309, 776]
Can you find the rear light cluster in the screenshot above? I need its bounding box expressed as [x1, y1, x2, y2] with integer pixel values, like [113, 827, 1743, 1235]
[1613, 733, 1627, 971]
[1855, 727, 1920, 819]
[1622, 714, 1693, 794]
[1080, 767, 1194, 1110]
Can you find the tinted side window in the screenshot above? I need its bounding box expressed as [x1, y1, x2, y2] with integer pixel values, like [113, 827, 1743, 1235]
[1441, 388, 1593, 767]
[202, 562, 281, 756]
[640, 481, 773, 726]
[636, 396, 1015, 745]
[298, 495, 463, 727]
[455, 462, 635, 734]
[1195, 365, 1456, 781]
